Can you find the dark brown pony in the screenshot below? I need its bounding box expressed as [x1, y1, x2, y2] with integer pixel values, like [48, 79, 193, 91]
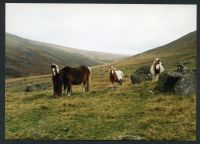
[51, 63, 62, 97]
[60, 65, 91, 96]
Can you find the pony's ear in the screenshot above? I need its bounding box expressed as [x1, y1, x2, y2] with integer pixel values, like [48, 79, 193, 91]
[55, 65, 60, 73]
[153, 60, 156, 64]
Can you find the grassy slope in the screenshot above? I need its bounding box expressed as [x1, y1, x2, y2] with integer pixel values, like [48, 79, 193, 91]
[5, 31, 196, 140]
[6, 33, 127, 78]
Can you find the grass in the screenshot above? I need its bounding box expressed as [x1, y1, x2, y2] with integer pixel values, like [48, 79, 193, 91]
[5, 31, 196, 140]
[5, 70, 196, 140]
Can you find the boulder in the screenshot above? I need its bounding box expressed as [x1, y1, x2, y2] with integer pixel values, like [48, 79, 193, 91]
[130, 65, 152, 84]
[156, 68, 196, 96]
[176, 64, 188, 72]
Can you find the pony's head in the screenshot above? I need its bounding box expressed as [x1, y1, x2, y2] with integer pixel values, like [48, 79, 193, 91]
[155, 58, 161, 64]
[51, 63, 60, 76]
[109, 65, 116, 74]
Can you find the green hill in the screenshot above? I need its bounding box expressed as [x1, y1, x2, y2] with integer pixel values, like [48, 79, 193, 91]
[114, 31, 196, 74]
[6, 33, 127, 78]
[5, 31, 196, 140]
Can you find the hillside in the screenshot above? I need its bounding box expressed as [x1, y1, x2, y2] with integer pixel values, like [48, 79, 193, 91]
[5, 31, 196, 140]
[115, 31, 196, 72]
[6, 33, 127, 78]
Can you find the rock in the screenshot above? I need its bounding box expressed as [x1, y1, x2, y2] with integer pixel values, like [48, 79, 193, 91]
[116, 135, 142, 140]
[25, 84, 36, 92]
[130, 65, 152, 84]
[156, 69, 195, 96]
[176, 64, 188, 72]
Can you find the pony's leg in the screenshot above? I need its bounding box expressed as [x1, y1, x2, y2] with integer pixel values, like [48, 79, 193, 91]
[110, 82, 115, 87]
[85, 79, 89, 92]
[67, 82, 72, 96]
[119, 79, 122, 85]
[114, 82, 117, 88]
[53, 90, 56, 97]
[110, 82, 114, 87]
[63, 83, 67, 95]
[85, 76, 90, 92]
[70, 82, 73, 94]
[67, 85, 71, 96]
[155, 74, 159, 82]
[152, 75, 156, 82]
[82, 82, 86, 93]
[86, 80, 89, 92]
[81, 82, 86, 96]
[52, 84, 57, 97]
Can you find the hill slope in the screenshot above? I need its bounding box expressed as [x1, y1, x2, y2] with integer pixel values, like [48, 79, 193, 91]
[6, 33, 127, 78]
[115, 31, 196, 73]
[5, 31, 196, 140]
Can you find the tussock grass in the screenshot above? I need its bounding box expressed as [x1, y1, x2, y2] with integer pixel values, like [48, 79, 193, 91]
[5, 74, 196, 140]
[5, 32, 196, 140]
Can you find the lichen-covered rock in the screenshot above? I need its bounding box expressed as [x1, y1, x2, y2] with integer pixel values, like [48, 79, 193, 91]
[130, 65, 152, 84]
[176, 64, 188, 72]
[156, 70, 195, 96]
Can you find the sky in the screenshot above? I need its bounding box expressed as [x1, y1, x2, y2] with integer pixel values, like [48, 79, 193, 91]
[6, 4, 196, 55]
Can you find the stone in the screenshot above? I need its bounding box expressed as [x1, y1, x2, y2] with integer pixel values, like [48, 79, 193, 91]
[130, 65, 152, 84]
[156, 68, 195, 96]
[176, 64, 188, 72]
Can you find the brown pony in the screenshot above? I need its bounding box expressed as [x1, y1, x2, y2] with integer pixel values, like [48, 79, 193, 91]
[109, 65, 124, 86]
[60, 65, 91, 96]
[51, 63, 62, 97]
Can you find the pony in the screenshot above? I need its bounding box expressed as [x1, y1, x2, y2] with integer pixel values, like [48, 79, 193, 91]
[150, 58, 165, 81]
[109, 65, 124, 86]
[59, 65, 91, 96]
[51, 63, 62, 97]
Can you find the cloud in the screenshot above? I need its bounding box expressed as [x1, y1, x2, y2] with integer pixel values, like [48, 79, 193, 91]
[6, 4, 196, 55]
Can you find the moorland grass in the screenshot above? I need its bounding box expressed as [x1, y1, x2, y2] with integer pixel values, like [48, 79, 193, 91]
[5, 68, 196, 140]
[5, 31, 196, 140]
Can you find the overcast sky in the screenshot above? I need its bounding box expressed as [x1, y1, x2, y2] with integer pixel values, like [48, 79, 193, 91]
[6, 4, 196, 55]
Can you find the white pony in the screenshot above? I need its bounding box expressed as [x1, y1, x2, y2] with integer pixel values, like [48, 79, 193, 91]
[150, 58, 165, 81]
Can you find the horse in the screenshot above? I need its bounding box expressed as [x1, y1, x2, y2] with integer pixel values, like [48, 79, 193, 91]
[59, 65, 91, 96]
[150, 58, 165, 81]
[109, 65, 124, 86]
[51, 63, 62, 97]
